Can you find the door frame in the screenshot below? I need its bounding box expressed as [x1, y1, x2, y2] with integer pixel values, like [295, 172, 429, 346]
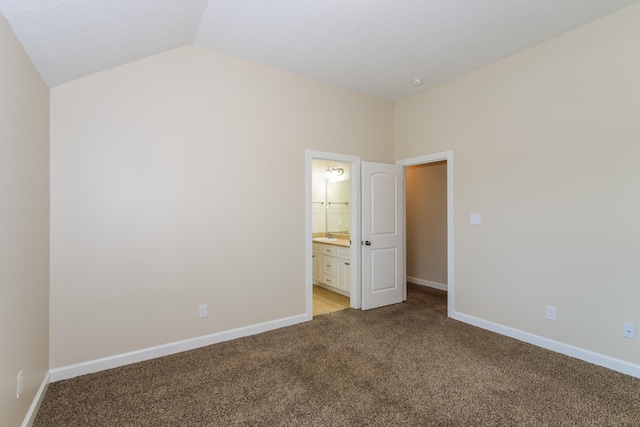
[396, 150, 455, 317]
[305, 150, 361, 320]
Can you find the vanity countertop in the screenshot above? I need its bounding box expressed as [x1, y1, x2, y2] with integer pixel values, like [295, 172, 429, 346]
[312, 237, 350, 248]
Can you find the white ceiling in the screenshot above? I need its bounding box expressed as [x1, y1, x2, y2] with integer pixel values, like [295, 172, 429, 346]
[1, 0, 638, 101]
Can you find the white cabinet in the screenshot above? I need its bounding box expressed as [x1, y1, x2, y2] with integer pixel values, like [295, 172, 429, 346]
[323, 255, 337, 287]
[336, 258, 350, 292]
[313, 242, 350, 296]
[322, 244, 336, 257]
[335, 246, 351, 292]
[312, 243, 324, 283]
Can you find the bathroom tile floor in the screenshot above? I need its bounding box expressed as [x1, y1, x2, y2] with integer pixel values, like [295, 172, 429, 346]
[313, 285, 350, 316]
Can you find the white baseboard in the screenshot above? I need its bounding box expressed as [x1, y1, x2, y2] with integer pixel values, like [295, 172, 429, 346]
[49, 314, 308, 382]
[407, 276, 447, 291]
[314, 282, 350, 297]
[45, 305, 640, 392]
[22, 372, 50, 427]
[451, 311, 640, 379]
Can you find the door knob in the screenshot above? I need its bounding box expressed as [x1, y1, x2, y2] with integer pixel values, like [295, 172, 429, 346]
[363, 240, 372, 246]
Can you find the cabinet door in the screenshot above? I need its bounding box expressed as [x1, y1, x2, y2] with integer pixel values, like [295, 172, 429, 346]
[336, 260, 351, 293]
[313, 253, 324, 283]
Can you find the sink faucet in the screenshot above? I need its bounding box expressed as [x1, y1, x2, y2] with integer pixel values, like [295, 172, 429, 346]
[326, 233, 333, 238]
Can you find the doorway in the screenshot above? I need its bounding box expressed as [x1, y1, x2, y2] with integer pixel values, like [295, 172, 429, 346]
[305, 151, 361, 320]
[311, 159, 352, 315]
[405, 161, 448, 292]
[305, 150, 454, 319]
[397, 151, 454, 316]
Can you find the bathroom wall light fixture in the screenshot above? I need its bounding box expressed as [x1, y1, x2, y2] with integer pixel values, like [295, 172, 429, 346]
[325, 165, 344, 177]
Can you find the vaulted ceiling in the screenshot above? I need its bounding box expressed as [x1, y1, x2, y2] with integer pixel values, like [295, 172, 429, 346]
[1, 0, 637, 101]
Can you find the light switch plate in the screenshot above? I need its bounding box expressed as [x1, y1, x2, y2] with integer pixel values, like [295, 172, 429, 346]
[470, 213, 481, 225]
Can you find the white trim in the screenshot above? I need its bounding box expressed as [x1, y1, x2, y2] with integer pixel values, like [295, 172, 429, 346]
[407, 276, 447, 291]
[305, 150, 361, 316]
[452, 311, 640, 379]
[50, 314, 307, 382]
[396, 150, 454, 318]
[21, 372, 50, 427]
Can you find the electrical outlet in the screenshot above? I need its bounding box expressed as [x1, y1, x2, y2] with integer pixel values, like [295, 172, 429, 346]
[545, 306, 556, 321]
[199, 304, 208, 318]
[623, 323, 636, 340]
[470, 213, 481, 225]
[17, 371, 23, 399]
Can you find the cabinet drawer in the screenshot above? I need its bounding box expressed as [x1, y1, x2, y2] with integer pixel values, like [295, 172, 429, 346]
[323, 256, 336, 274]
[336, 247, 350, 260]
[323, 273, 336, 286]
[323, 245, 336, 256]
[312, 243, 323, 254]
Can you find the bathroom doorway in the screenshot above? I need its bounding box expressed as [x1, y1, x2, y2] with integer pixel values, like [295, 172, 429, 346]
[305, 151, 361, 320]
[311, 159, 352, 316]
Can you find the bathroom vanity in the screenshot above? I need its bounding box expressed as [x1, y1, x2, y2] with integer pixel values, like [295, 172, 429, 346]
[312, 240, 350, 296]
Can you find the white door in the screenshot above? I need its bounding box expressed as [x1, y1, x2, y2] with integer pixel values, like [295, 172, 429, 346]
[361, 161, 405, 310]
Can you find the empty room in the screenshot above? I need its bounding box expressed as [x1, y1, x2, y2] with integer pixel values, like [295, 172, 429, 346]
[2, 1, 639, 425]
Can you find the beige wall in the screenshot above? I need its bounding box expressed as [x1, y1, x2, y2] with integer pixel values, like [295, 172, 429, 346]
[50, 44, 393, 368]
[395, 5, 640, 365]
[406, 161, 447, 286]
[0, 14, 50, 427]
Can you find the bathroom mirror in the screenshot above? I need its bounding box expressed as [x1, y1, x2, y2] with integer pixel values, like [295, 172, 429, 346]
[312, 160, 351, 234]
[326, 180, 350, 232]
